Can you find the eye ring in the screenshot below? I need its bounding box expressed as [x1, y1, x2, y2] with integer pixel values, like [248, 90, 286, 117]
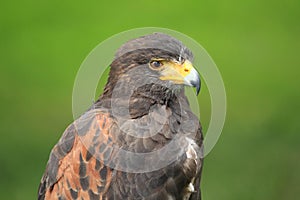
[150, 60, 163, 68]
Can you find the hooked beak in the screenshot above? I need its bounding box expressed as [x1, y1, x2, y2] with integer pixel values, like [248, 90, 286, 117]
[184, 67, 201, 95]
[159, 60, 201, 95]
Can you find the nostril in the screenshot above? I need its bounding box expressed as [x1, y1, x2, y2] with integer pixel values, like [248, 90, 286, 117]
[184, 68, 189, 72]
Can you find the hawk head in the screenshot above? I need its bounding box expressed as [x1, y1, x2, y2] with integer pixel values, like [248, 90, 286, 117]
[103, 33, 201, 100]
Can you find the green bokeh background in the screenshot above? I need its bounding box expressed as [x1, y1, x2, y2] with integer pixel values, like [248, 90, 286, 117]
[1, 0, 299, 199]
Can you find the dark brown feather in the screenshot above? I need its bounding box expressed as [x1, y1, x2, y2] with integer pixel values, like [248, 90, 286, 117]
[38, 33, 203, 200]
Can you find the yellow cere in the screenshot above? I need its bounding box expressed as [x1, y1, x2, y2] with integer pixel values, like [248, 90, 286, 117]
[159, 60, 193, 84]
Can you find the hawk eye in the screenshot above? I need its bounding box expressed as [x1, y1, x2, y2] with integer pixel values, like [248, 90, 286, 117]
[150, 60, 163, 68]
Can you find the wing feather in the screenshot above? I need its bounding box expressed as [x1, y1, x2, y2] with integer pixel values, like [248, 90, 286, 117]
[38, 111, 114, 200]
[39, 106, 204, 200]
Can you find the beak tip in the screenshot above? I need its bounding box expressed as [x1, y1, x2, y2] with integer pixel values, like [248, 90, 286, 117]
[189, 73, 201, 96]
[191, 79, 201, 96]
[196, 83, 200, 95]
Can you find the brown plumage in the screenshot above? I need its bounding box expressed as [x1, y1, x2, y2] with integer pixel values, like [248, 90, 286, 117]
[38, 33, 203, 200]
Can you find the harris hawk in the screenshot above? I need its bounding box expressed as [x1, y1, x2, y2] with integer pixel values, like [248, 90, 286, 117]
[38, 33, 204, 200]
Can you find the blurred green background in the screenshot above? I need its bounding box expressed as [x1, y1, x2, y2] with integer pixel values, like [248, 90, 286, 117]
[1, 0, 299, 199]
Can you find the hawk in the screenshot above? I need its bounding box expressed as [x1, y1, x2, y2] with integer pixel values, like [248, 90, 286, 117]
[38, 33, 204, 200]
